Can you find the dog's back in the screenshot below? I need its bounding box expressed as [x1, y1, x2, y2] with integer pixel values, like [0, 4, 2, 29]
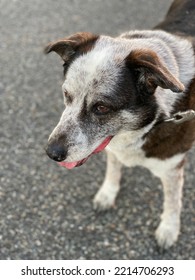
[156, 0, 195, 38]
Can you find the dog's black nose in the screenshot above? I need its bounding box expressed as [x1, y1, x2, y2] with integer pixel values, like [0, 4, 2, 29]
[45, 142, 68, 162]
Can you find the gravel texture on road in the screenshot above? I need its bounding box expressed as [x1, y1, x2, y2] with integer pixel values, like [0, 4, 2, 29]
[0, 0, 194, 259]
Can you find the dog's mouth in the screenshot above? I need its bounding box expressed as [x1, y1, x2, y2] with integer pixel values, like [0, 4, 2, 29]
[58, 136, 113, 169]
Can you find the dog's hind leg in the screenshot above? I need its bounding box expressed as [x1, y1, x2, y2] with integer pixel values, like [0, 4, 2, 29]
[93, 149, 122, 211]
[155, 163, 184, 249]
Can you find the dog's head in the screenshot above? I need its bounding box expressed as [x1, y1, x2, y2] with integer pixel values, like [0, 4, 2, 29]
[44, 32, 184, 169]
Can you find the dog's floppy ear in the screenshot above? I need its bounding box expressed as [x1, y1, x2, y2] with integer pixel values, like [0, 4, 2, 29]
[126, 49, 185, 94]
[44, 32, 98, 62]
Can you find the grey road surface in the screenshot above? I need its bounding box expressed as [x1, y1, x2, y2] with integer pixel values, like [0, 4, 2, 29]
[0, 0, 194, 259]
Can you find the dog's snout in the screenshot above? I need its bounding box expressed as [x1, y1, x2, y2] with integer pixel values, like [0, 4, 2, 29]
[45, 141, 68, 162]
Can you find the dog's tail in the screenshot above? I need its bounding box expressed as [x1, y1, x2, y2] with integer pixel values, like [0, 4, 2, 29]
[155, 0, 195, 37]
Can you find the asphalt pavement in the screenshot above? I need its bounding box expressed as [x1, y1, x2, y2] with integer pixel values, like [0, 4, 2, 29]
[0, 0, 194, 260]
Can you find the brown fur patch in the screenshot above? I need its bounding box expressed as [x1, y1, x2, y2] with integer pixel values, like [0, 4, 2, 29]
[143, 78, 195, 159]
[126, 49, 184, 93]
[44, 32, 99, 62]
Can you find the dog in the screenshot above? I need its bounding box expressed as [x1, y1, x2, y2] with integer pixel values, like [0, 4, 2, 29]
[44, 0, 195, 249]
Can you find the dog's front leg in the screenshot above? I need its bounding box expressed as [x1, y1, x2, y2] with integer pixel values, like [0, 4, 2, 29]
[93, 149, 122, 211]
[155, 164, 184, 249]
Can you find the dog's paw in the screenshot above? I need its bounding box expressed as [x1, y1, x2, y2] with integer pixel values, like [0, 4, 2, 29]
[155, 220, 180, 250]
[93, 186, 117, 212]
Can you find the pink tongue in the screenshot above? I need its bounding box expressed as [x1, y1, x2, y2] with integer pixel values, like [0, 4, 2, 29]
[59, 161, 79, 169]
[92, 136, 112, 153]
[58, 136, 112, 169]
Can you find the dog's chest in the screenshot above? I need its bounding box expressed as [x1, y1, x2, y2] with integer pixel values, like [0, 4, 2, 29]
[107, 132, 149, 167]
[106, 131, 185, 178]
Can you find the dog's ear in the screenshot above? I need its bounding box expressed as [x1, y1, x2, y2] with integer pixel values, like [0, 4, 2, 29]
[126, 49, 185, 94]
[44, 32, 98, 62]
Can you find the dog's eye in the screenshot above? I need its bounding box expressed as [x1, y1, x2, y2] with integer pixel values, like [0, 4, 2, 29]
[94, 104, 111, 115]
